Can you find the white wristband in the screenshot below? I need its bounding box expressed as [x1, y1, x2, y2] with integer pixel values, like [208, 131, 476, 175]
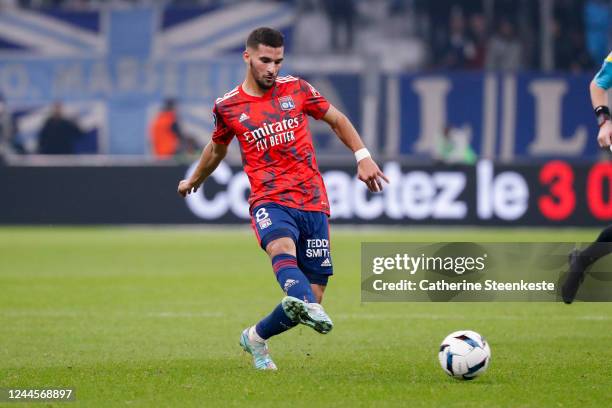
[354, 148, 371, 162]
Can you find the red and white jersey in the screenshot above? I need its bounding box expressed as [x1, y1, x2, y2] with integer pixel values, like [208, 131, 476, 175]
[212, 75, 331, 214]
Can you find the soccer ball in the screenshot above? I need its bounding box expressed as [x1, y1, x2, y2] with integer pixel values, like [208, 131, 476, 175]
[438, 330, 491, 380]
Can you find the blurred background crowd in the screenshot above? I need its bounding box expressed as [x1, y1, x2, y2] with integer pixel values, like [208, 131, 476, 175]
[0, 0, 610, 162]
[6, 0, 610, 72]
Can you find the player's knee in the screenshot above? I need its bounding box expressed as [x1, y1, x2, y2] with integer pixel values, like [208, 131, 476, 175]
[266, 237, 296, 258]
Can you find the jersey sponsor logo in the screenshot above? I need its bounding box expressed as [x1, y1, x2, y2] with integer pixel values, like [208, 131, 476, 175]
[243, 117, 300, 152]
[607, 52, 612, 62]
[320, 258, 332, 267]
[255, 207, 272, 229]
[239, 112, 249, 123]
[243, 118, 299, 143]
[278, 95, 295, 111]
[306, 239, 330, 258]
[258, 218, 272, 229]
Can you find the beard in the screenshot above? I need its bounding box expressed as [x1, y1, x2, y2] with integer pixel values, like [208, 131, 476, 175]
[250, 61, 276, 90]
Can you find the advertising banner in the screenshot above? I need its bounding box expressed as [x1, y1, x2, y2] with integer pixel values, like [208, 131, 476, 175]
[1, 160, 611, 225]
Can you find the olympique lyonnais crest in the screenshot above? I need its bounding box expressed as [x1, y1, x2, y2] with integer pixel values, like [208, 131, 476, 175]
[278, 96, 295, 111]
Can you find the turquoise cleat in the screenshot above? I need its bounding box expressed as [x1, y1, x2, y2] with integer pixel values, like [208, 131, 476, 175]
[239, 328, 277, 370]
[281, 296, 333, 334]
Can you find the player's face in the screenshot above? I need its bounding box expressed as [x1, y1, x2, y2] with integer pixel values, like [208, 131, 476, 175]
[245, 44, 284, 90]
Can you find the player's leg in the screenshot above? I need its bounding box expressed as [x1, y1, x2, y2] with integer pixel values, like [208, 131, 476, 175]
[562, 224, 612, 304]
[575, 224, 612, 264]
[240, 204, 314, 369]
[265, 236, 317, 303]
[266, 236, 333, 334]
[281, 210, 334, 333]
[310, 283, 326, 303]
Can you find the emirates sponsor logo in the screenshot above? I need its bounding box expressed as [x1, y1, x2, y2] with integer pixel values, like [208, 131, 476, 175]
[243, 117, 300, 152]
[242, 117, 300, 143]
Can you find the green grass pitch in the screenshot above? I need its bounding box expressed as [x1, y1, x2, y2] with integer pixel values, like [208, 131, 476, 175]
[1, 227, 611, 407]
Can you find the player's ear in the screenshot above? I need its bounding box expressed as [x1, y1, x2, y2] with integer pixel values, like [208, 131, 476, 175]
[243, 50, 250, 64]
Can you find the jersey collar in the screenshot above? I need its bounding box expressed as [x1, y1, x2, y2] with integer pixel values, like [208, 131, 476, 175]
[239, 82, 277, 101]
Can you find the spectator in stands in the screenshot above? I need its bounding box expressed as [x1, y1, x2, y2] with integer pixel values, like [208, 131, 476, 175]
[439, 7, 473, 69]
[566, 29, 594, 72]
[486, 19, 523, 71]
[554, 19, 593, 73]
[322, 0, 355, 52]
[0, 93, 21, 158]
[150, 98, 184, 158]
[37, 102, 83, 155]
[466, 13, 487, 69]
[434, 125, 477, 165]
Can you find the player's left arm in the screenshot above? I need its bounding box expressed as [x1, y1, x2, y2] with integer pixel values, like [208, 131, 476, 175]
[322, 105, 389, 192]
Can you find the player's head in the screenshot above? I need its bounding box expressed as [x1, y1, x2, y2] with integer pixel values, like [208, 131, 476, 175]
[51, 101, 64, 118]
[244, 27, 284, 90]
[163, 98, 176, 111]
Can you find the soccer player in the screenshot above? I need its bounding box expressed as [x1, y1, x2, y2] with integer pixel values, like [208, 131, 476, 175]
[561, 51, 612, 304]
[177, 27, 388, 369]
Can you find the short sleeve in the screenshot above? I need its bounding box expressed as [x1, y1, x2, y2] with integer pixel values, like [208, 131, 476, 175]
[594, 52, 612, 90]
[300, 79, 330, 120]
[211, 104, 234, 145]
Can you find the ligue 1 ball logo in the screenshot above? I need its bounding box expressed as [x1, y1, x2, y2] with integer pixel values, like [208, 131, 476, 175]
[279, 96, 295, 111]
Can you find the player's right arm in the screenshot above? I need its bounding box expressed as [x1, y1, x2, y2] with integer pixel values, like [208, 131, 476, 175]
[177, 140, 228, 197]
[590, 52, 612, 147]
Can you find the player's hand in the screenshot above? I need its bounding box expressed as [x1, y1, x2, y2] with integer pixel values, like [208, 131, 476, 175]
[358, 157, 389, 193]
[597, 121, 612, 148]
[177, 179, 199, 197]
